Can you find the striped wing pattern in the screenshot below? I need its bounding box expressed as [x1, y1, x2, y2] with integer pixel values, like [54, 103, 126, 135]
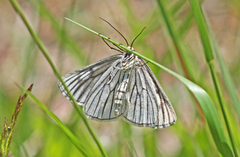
[83, 60, 130, 120]
[58, 54, 123, 105]
[59, 53, 176, 128]
[124, 61, 176, 128]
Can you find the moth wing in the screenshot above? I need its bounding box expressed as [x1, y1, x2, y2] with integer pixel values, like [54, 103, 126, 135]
[58, 54, 123, 105]
[83, 60, 131, 120]
[124, 61, 177, 128]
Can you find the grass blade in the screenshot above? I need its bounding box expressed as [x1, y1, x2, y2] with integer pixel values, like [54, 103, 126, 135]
[207, 17, 240, 119]
[0, 84, 33, 157]
[8, 0, 107, 156]
[188, 0, 238, 156]
[17, 85, 88, 156]
[156, 0, 205, 123]
[29, 0, 86, 63]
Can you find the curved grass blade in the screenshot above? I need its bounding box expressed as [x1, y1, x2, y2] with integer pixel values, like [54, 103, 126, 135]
[188, 0, 238, 156]
[8, 1, 107, 156]
[207, 17, 240, 120]
[65, 18, 234, 157]
[17, 85, 88, 157]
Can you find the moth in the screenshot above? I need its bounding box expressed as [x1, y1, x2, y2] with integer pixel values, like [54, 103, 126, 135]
[58, 19, 176, 129]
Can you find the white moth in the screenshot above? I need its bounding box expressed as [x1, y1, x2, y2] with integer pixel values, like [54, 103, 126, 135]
[58, 22, 176, 129]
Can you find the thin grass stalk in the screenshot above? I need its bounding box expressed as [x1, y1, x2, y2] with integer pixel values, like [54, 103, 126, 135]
[0, 84, 33, 157]
[209, 63, 239, 157]
[17, 85, 88, 156]
[155, 0, 205, 121]
[171, 0, 187, 15]
[156, 0, 191, 78]
[206, 12, 240, 152]
[8, 0, 107, 156]
[29, 0, 86, 63]
[206, 16, 240, 120]
[188, 0, 239, 156]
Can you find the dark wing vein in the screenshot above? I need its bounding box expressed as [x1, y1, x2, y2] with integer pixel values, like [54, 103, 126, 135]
[83, 60, 130, 121]
[124, 59, 176, 128]
[58, 54, 123, 105]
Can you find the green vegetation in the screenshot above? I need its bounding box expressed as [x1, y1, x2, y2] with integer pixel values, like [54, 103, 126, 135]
[0, 0, 239, 156]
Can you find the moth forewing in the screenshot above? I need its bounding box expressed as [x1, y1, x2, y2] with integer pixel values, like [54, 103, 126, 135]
[58, 54, 123, 106]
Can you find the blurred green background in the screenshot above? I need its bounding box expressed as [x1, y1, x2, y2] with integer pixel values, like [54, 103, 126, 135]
[0, 0, 240, 156]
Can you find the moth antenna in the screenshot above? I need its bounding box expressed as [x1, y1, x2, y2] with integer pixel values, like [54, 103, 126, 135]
[130, 27, 146, 48]
[100, 17, 129, 46]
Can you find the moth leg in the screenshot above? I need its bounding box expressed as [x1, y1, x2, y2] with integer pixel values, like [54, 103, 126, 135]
[102, 38, 124, 53]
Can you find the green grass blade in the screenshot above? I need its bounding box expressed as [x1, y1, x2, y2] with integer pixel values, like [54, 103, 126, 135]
[155, 0, 192, 77]
[170, 0, 187, 15]
[206, 14, 240, 151]
[156, 0, 206, 123]
[28, 0, 86, 63]
[171, 67, 234, 157]
[8, 1, 107, 156]
[66, 18, 234, 157]
[17, 85, 88, 156]
[207, 19, 240, 119]
[188, 0, 238, 156]
[188, 0, 213, 63]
